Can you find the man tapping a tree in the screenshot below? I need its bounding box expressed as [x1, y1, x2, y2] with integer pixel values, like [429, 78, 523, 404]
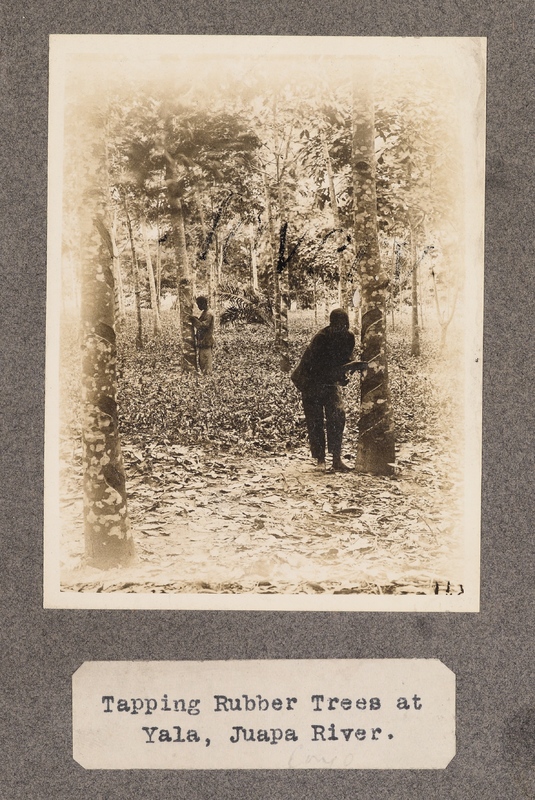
[190, 296, 215, 375]
[291, 309, 366, 473]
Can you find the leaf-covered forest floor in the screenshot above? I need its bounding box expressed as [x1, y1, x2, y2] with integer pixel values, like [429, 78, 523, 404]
[59, 309, 466, 596]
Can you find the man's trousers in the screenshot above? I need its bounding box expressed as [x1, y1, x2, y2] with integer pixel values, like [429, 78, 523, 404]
[301, 384, 345, 461]
[198, 347, 213, 375]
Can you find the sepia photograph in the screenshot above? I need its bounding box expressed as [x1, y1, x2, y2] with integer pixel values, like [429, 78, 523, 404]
[44, 35, 485, 610]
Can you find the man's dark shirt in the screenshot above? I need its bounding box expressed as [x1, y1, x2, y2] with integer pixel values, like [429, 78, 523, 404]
[195, 309, 215, 348]
[292, 325, 355, 393]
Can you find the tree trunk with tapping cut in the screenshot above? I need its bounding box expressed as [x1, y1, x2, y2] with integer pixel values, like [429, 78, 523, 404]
[352, 80, 396, 474]
[80, 117, 135, 568]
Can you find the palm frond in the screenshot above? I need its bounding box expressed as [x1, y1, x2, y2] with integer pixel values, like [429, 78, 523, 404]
[219, 283, 273, 327]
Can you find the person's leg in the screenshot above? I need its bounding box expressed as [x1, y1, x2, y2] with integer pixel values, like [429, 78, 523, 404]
[301, 392, 326, 464]
[198, 347, 213, 375]
[324, 386, 350, 471]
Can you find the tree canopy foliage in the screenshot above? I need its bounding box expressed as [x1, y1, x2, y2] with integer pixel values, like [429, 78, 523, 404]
[62, 53, 463, 336]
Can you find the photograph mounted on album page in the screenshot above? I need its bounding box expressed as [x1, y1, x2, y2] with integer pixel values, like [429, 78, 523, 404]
[44, 35, 485, 611]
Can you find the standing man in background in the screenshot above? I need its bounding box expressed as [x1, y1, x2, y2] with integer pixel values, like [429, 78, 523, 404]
[191, 296, 214, 375]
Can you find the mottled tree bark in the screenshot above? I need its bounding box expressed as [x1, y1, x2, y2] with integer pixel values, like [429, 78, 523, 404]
[321, 132, 348, 313]
[155, 225, 162, 309]
[176, 202, 197, 373]
[207, 248, 216, 317]
[213, 231, 222, 325]
[389, 238, 397, 331]
[352, 82, 396, 474]
[276, 171, 290, 373]
[140, 217, 162, 337]
[249, 223, 259, 292]
[207, 251, 219, 329]
[80, 150, 135, 568]
[263, 171, 281, 343]
[123, 198, 143, 350]
[196, 192, 218, 318]
[110, 209, 125, 329]
[277, 222, 291, 373]
[165, 161, 196, 372]
[324, 279, 330, 324]
[410, 219, 421, 356]
[216, 231, 223, 284]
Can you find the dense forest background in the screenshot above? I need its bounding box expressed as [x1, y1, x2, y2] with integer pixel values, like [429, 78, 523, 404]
[55, 45, 479, 597]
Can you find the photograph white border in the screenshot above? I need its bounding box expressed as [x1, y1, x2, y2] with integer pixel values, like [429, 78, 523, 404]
[44, 35, 485, 611]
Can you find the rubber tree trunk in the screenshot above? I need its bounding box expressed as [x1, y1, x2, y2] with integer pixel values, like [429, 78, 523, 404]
[271, 92, 284, 347]
[321, 132, 348, 312]
[207, 240, 218, 328]
[205, 229, 216, 319]
[276, 169, 290, 373]
[205, 223, 214, 313]
[175, 201, 197, 373]
[155, 216, 162, 309]
[110, 209, 125, 329]
[410, 219, 421, 356]
[207, 249, 216, 317]
[195, 189, 216, 311]
[213, 231, 222, 325]
[324, 279, 330, 324]
[123, 198, 143, 350]
[390, 237, 396, 331]
[80, 135, 135, 568]
[263, 171, 281, 343]
[277, 222, 291, 373]
[165, 161, 196, 372]
[155, 197, 162, 309]
[140, 217, 162, 336]
[196, 188, 221, 325]
[352, 81, 396, 475]
[249, 223, 259, 291]
[216, 231, 223, 283]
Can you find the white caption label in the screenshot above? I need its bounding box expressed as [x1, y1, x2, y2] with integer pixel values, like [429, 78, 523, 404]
[73, 659, 455, 769]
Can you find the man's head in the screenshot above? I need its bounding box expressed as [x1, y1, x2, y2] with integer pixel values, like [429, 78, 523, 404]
[329, 308, 350, 332]
[196, 296, 208, 311]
